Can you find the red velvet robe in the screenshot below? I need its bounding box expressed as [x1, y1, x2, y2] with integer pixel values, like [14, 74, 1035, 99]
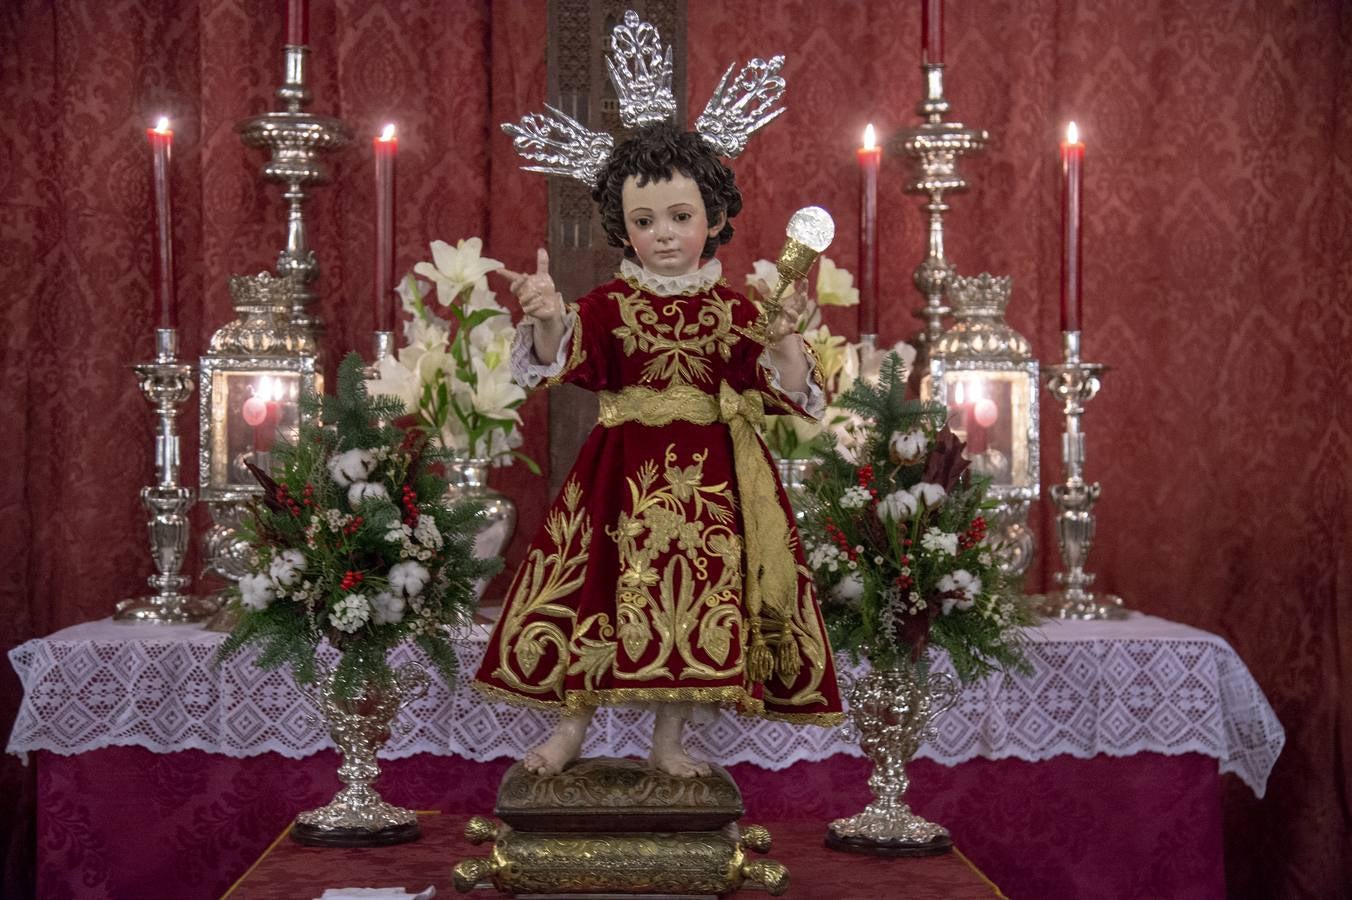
[473, 274, 843, 724]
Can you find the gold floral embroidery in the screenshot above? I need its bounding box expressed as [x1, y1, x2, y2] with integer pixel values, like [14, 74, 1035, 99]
[493, 479, 593, 696]
[611, 288, 738, 386]
[603, 445, 742, 682]
[546, 306, 588, 388]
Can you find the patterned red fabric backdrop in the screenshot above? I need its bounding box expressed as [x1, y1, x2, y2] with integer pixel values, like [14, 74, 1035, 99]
[1, 1, 1348, 898]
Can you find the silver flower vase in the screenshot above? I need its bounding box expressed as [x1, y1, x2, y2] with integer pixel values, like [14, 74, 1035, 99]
[444, 457, 516, 602]
[827, 658, 960, 856]
[291, 662, 430, 847]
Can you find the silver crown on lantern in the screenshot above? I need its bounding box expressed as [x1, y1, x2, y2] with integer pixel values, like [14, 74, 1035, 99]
[502, 10, 787, 184]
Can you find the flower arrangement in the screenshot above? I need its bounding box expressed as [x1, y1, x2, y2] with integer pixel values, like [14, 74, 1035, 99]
[800, 353, 1031, 682]
[216, 353, 502, 698]
[368, 237, 537, 472]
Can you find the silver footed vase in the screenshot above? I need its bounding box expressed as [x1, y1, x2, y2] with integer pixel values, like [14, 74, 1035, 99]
[774, 456, 814, 522]
[444, 457, 517, 601]
[291, 662, 430, 847]
[827, 658, 960, 856]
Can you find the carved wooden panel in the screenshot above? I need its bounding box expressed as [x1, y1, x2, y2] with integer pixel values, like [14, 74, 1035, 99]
[544, 0, 686, 495]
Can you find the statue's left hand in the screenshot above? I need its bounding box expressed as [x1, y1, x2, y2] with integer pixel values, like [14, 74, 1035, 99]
[767, 278, 808, 341]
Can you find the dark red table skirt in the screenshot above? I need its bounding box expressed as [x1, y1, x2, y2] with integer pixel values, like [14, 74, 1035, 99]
[35, 748, 1222, 899]
[224, 814, 1003, 900]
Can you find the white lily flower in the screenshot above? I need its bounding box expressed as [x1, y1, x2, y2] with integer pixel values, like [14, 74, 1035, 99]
[389, 561, 431, 597]
[746, 259, 780, 299]
[328, 449, 376, 486]
[366, 354, 420, 413]
[814, 257, 860, 307]
[913, 482, 947, 508]
[268, 548, 306, 587]
[396, 274, 434, 315]
[370, 590, 406, 626]
[413, 238, 504, 307]
[347, 481, 390, 507]
[239, 572, 276, 611]
[469, 356, 526, 424]
[804, 325, 849, 386]
[877, 489, 918, 522]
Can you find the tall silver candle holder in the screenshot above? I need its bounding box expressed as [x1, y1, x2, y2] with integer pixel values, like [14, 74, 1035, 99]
[236, 40, 351, 335]
[896, 63, 988, 369]
[116, 329, 215, 623]
[1033, 331, 1126, 620]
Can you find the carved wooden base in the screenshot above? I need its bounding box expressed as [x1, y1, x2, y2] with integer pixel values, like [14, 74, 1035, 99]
[453, 757, 788, 895]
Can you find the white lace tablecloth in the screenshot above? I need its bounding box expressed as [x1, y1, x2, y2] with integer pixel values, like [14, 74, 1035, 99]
[6, 613, 1283, 797]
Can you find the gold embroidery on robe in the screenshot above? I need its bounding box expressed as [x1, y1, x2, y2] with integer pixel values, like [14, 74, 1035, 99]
[612, 289, 738, 386]
[492, 479, 593, 697]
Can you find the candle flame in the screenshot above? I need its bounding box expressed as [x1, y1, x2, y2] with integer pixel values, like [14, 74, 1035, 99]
[1066, 121, 1080, 144]
[862, 123, 876, 151]
[379, 123, 396, 142]
[153, 116, 171, 134]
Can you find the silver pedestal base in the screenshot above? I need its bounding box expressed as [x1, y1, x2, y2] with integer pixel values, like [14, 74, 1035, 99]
[115, 593, 217, 624]
[1031, 590, 1127, 621]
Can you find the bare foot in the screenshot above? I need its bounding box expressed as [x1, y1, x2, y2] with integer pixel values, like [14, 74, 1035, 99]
[649, 742, 712, 778]
[649, 709, 711, 778]
[522, 709, 594, 776]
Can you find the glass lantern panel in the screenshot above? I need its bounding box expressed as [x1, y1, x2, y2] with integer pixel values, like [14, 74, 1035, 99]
[208, 370, 304, 490]
[936, 370, 1034, 491]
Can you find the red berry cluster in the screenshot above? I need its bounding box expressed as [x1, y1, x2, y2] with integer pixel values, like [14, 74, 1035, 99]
[822, 518, 858, 563]
[341, 515, 364, 536]
[275, 484, 302, 517]
[855, 464, 880, 503]
[960, 516, 988, 551]
[894, 543, 914, 590]
[339, 570, 364, 591]
[301, 483, 316, 508]
[400, 485, 420, 527]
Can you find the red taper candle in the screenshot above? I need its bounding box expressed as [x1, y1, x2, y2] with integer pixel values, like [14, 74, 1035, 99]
[374, 124, 398, 333]
[146, 117, 175, 329]
[286, 0, 308, 46]
[856, 123, 881, 336]
[922, 0, 944, 66]
[1059, 121, 1085, 333]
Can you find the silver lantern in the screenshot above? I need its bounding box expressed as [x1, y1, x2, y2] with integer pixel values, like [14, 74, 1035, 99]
[199, 272, 320, 592]
[924, 273, 1040, 579]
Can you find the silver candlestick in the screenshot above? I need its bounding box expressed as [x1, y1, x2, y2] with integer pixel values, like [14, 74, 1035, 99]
[236, 42, 351, 335]
[117, 329, 215, 623]
[896, 64, 988, 370]
[1033, 331, 1126, 620]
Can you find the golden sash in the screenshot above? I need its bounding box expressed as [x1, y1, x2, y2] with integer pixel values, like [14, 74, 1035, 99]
[597, 383, 800, 683]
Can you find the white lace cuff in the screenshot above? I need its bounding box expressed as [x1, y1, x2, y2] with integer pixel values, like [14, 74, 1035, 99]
[760, 347, 826, 420]
[510, 311, 577, 389]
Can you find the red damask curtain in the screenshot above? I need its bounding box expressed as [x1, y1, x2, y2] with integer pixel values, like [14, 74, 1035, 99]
[1, 1, 1348, 898]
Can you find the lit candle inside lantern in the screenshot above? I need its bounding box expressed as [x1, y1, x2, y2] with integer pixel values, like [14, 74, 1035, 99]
[243, 377, 285, 454]
[286, 0, 308, 46]
[856, 123, 881, 336]
[1060, 121, 1085, 333]
[146, 117, 175, 329]
[374, 123, 398, 334]
[922, 0, 944, 66]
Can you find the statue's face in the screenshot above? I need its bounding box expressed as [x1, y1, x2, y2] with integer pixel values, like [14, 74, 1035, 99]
[620, 172, 724, 276]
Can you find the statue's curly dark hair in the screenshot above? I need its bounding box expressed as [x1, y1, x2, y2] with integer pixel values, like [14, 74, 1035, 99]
[592, 123, 742, 260]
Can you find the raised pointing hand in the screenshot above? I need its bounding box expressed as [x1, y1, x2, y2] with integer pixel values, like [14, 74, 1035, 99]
[498, 248, 564, 322]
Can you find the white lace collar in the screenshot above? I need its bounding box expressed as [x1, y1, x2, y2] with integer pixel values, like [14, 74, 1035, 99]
[620, 258, 723, 296]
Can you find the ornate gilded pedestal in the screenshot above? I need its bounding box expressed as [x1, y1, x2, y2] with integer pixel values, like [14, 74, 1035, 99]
[453, 757, 788, 897]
